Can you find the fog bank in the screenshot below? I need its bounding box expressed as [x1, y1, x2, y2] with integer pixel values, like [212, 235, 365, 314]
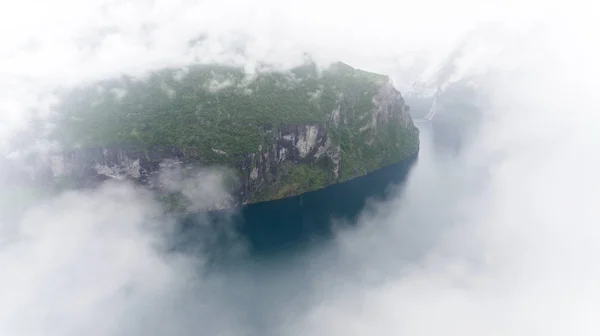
[2, 1, 600, 335]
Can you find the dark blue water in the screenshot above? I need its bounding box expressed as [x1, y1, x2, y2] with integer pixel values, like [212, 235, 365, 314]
[165, 145, 420, 334]
[174, 152, 418, 261]
[153, 124, 463, 336]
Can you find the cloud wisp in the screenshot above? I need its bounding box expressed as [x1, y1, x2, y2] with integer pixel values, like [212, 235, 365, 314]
[1, 1, 600, 336]
[281, 11, 600, 336]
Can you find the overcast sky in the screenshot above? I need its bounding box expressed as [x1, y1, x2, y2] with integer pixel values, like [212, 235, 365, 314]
[1, 0, 600, 335]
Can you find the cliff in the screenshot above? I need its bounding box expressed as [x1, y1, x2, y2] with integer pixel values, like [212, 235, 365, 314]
[45, 61, 419, 212]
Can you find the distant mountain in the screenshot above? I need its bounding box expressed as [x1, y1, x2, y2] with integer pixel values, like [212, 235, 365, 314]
[392, 31, 494, 152]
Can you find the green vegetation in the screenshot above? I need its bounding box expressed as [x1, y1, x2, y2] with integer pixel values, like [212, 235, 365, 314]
[53, 62, 393, 154]
[278, 162, 329, 198]
[51, 60, 419, 205]
[333, 126, 417, 181]
[54, 63, 325, 157]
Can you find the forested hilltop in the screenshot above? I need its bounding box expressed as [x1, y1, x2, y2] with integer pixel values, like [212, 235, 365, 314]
[44, 61, 419, 211]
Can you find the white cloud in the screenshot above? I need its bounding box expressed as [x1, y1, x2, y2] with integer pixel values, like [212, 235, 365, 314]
[0, 180, 249, 336]
[0, 0, 545, 147]
[282, 9, 600, 336]
[1, 0, 600, 335]
[158, 161, 237, 212]
[0, 183, 182, 335]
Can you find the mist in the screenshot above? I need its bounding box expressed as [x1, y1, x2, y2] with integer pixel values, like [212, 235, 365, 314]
[1, 0, 600, 335]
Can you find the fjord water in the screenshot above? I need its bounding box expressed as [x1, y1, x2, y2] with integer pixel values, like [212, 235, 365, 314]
[168, 123, 457, 334]
[177, 124, 435, 259]
[173, 123, 448, 267]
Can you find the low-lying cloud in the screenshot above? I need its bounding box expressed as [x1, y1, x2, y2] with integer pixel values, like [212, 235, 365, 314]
[283, 16, 600, 335]
[1, 0, 600, 335]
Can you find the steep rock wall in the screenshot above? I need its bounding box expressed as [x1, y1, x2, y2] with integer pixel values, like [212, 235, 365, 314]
[40, 61, 419, 211]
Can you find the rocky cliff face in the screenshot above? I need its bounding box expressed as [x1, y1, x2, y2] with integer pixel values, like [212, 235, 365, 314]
[38, 61, 418, 212]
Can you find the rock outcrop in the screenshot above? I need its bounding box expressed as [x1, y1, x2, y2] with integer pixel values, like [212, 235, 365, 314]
[40, 61, 419, 212]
